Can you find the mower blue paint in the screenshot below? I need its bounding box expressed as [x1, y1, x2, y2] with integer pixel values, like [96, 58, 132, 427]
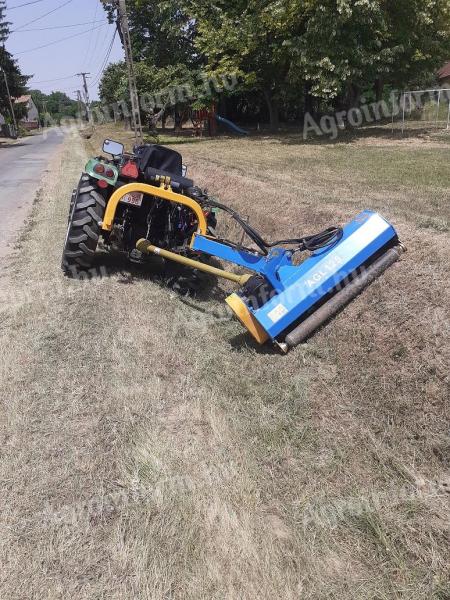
[253, 211, 398, 339]
[192, 235, 268, 270]
[191, 235, 292, 291]
[194, 210, 398, 340]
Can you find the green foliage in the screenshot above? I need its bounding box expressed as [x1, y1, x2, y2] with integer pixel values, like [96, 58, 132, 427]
[99, 0, 450, 126]
[99, 61, 128, 106]
[0, 2, 28, 119]
[285, 0, 450, 100]
[28, 90, 78, 125]
[101, 0, 196, 66]
[0, 0, 10, 44]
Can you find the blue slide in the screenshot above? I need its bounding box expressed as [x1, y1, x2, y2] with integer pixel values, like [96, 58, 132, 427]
[215, 114, 248, 135]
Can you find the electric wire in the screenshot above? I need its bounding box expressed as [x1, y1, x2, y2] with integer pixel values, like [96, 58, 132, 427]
[11, 19, 105, 32]
[13, 0, 73, 32]
[31, 74, 78, 84]
[81, 0, 100, 70]
[90, 6, 103, 58]
[16, 22, 107, 55]
[88, 29, 117, 90]
[7, 0, 45, 9]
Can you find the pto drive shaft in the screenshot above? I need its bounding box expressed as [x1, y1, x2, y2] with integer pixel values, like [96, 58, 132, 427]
[136, 239, 252, 286]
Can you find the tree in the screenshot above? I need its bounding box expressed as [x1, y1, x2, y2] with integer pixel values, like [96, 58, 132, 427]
[0, 0, 9, 43]
[188, 0, 294, 129]
[101, 0, 196, 67]
[28, 90, 78, 125]
[0, 1, 28, 123]
[99, 61, 128, 107]
[99, 0, 450, 127]
[284, 0, 450, 107]
[382, 0, 450, 89]
[99, 59, 208, 131]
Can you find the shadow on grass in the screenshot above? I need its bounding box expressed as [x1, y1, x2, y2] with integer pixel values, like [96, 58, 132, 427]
[82, 250, 225, 303]
[73, 250, 281, 353]
[165, 122, 440, 147]
[269, 126, 438, 146]
[229, 331, 277, 355]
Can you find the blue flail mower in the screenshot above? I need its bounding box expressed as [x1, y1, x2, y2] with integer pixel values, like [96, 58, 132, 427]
[139, 209, 403, 353]
[192, 210, 402, 351]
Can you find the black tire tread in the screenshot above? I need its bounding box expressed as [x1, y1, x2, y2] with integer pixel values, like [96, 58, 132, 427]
[62, 174, 106, 276]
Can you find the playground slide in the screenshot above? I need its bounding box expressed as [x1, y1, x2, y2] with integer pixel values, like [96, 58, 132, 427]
[215, 114, 248, 135]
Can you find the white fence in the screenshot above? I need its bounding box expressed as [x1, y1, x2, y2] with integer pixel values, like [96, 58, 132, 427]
[395, 88, 450, 133]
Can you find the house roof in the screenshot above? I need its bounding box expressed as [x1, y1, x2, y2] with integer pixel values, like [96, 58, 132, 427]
[14, 94, 32, 104]
[438, 62, 450, 80]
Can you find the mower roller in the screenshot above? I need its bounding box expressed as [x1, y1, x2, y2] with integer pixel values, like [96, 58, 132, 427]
[63, 140, 403, 352]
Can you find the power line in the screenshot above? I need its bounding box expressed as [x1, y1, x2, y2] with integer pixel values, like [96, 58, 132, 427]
[11, 20, 105, 33]
[81, 0, 100, 70]
[88, 29, 117, 90]
[16, 22, 107, 55]
[30, 74, 78, 85]
[90, 5, 103, 58]
[89, 21, 111, 71]
[7, 0, 45, 9]
[76, 72, 91, 121]
[13, 0, 73, 32]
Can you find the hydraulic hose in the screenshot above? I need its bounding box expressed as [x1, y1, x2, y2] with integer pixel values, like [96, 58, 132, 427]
[202, 197, 343, 256]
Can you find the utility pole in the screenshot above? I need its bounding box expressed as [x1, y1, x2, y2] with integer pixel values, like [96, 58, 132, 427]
[76, 72, 91, 122]
[117, 0, 143, 144]
[75, 90, 83, 121]
[41, 99, 48, 129]
[0, 67, 18, 135]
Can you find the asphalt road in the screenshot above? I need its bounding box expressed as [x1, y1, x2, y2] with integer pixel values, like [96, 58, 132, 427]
[0, 129, 64, 262]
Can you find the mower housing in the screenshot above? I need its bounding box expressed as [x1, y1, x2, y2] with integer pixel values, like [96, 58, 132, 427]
[193, 210, 400, 347]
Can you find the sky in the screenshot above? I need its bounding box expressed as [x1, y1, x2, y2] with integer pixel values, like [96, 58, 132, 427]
[5, 0, 123, 100]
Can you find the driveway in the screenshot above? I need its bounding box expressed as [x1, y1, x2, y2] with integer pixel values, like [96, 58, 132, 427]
[0, 128, 64, 262]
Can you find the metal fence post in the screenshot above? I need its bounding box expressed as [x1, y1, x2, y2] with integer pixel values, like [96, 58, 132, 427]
[436, 89, 441, 124]
[401, 92, 406, 135]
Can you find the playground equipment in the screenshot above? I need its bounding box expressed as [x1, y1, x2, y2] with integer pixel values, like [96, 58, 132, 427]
[191, 108, 217, 137]
[215, 114, 248, 135]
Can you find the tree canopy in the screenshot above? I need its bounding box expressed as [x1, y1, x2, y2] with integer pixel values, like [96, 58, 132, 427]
[29, 90, 79, 125]
[99, 0, 450, 128]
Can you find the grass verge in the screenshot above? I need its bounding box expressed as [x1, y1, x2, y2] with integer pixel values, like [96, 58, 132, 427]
[0, 125, 448, 599]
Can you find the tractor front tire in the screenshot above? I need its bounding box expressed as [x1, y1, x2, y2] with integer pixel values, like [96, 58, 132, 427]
[62, 175, 106, 277]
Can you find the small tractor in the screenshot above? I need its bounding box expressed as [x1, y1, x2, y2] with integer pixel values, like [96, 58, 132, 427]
[62, 139, 403, 352]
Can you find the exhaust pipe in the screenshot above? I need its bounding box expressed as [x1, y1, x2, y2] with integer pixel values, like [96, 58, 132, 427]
[284, 245, 404, 349]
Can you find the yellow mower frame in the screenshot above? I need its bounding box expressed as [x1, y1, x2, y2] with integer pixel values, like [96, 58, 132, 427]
[101, 182, 208, 239]
[101, 181, 252, 288]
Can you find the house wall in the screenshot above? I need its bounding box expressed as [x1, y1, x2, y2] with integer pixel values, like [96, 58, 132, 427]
[18, 98, 39, 130]
[21, 121, 39, 130]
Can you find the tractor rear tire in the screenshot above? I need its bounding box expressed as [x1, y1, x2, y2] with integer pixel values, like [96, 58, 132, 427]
[62, 175, 106, 277]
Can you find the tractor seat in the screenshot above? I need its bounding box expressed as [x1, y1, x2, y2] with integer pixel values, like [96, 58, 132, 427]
[134, 143, 194, 192]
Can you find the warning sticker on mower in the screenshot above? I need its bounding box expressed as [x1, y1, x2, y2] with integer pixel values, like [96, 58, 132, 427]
[267, 303, 289, 323]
